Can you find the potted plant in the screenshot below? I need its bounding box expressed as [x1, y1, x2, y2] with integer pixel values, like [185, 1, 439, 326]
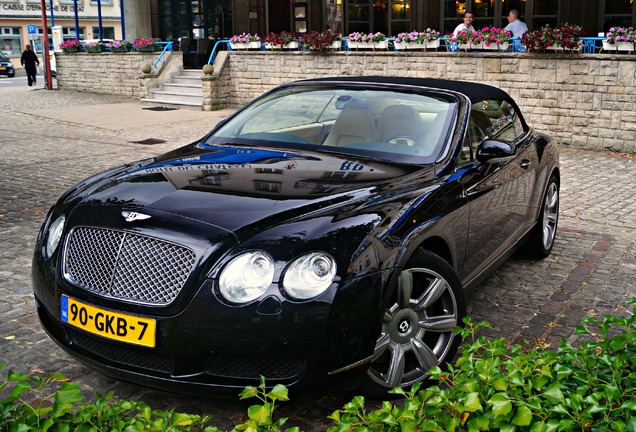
[394, 29, 441, 50]
[82, 40, 106, 53]
[133, 37, 156, 52]
[263, 31, 298, 50]
[300, 29, 342, 52]
[347, 32, 387, 50]
[603, 26, 635, 52]
[479, 27, 512, 50]
[59, 39, 81, 53]
[229, 33, 261, 50]
[451, 30, 484, 50]
[106, 40, 132, 53]
[521, 23, 584, 52]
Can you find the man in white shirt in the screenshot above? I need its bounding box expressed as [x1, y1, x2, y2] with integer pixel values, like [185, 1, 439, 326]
[453, 12, 475, 36]
[504, 9, 528, 38]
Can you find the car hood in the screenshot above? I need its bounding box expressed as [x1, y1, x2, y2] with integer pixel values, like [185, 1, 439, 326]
[72, 143, 426, 235]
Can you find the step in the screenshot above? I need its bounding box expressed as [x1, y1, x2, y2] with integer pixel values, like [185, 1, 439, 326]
[148, 90, 202, 104]
[141, 98, 202, 111]
[162, 82, 203, 96]
[172, 75, 203, 86]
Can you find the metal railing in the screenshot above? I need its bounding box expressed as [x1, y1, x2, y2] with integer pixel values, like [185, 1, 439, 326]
[153, 41, 173, 70]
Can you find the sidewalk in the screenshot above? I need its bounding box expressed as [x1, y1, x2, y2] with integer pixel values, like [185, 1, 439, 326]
[1, 86, 635, 430]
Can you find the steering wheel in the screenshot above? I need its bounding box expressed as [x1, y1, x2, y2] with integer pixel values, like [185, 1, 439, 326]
[387, 136, 418, 147]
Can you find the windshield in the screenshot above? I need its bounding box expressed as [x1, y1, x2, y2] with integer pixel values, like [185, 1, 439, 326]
[207, 85, 457, 164]
[0, 52, 8, 60]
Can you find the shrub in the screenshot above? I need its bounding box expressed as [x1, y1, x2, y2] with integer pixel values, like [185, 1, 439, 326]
[329, 299, 636, 431]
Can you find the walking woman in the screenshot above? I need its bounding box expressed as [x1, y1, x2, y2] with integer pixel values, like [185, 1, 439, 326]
[20, 44, 40, 86]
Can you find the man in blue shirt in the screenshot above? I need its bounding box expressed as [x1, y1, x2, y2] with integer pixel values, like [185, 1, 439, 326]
[505, 9, 528, 38]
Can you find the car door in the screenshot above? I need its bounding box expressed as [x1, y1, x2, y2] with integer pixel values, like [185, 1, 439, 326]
[455, 99, 539, 285]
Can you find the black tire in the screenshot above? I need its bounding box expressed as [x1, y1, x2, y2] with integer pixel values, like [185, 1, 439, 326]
[8, 73, 15, 78]
[520, 174, 559, 258]
[357, 249, 466, 398]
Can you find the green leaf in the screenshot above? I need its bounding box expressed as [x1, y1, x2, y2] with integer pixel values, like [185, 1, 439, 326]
[171, 412, 194, 427]
[512, 405, 533, 426]
[488, 394, 512, 418]
[492, 378, 508, 391]
[464, 392, 483, 412]
[247, 404, 272, 425]
[52, 382, 83, 417]
[268, 384, 289, 401]
[238, 386, 259, 400]
[623, 400, 636, 411]
[543, 384, 565, 403]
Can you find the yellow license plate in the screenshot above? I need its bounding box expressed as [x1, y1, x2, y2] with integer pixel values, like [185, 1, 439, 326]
[61, 295, 156, 348]
[0, 67, 6, 71]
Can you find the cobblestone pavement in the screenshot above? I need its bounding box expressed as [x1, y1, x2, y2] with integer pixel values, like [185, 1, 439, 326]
[1, 86, 635, 430]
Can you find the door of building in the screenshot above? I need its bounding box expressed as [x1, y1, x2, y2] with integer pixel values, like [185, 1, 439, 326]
[345, 0, 411, 36]
[269, 0, 292, 33]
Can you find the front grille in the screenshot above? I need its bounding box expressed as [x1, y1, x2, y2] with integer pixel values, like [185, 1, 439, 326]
[69, 329, 174, 373]
[206, 355, 305, 380]
[64, 227, 196, 305]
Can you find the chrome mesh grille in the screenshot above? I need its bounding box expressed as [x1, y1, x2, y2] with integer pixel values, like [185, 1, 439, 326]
[64, 227, 196, 305]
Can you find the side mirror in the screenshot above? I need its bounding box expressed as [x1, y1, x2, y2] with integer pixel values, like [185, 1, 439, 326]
[476, 139, 516, 163]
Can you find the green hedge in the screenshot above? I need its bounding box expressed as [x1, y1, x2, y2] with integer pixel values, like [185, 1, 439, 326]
[2, 299, 635, 431]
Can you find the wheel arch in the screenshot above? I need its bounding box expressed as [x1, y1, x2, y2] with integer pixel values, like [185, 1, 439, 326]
[415, 236, 453, 268]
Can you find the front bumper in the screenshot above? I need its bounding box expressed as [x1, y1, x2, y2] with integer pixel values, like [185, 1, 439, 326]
[32, 247, 387, 396]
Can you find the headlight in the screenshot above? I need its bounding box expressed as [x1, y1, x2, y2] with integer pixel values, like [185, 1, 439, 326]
[219, 251, 274, 303]
[283, 252, 336, 300]
[45, 215, 66, 258]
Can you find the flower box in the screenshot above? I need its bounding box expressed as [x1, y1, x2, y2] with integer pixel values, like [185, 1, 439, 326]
[458, 42, 483, 50]
[330, 40, 342, 50]
[264, 41, 299, 50]
[394, 40, 440, 50]
[84, 46, 104, 53]
[349, 41, 387, 50]
[602, 41, 635, 52]
[230, 41, 261, 50]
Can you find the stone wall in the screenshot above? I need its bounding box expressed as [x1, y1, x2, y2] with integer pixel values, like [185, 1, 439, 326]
[55, 52, 161, 98]
[53, 50, 636, 152]
[217, 51, 636, 153]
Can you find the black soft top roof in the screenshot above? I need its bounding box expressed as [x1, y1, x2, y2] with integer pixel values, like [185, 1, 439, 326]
[294, 76, 513, 104]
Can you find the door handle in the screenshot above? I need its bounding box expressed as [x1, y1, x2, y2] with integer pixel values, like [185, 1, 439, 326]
[520, 159, 531, 169]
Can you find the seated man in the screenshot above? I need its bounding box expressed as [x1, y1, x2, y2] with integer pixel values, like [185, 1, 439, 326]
[505, 9, 528, 38]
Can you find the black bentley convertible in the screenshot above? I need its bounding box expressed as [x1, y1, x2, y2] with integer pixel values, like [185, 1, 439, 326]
[33, 77, 559, 397]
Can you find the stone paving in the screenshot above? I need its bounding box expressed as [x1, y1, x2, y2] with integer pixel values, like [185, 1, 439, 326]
[1, 85, 635, 430]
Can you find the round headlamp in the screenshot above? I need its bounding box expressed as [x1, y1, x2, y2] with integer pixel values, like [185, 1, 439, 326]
[45, 215, 66, 259]
[219, 251, 275, 303]
[283, 252, 336, 300]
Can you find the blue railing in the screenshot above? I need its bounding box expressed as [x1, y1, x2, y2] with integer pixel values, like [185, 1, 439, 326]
[153, 41, 173, 69]
[208, 39, 231, 65]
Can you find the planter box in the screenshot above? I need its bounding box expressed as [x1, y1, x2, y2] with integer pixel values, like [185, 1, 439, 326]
[330, 40, 342, 50]
[230, 41, 261, 50]
[394, 40, 440, 50]
[349, 40, 388, 50]
[264, 41, 299, 50]
[602, 41, 635, 52]
[458, 42, 483, 50]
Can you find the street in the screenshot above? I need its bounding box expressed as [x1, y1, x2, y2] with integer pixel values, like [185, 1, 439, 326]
[1, 84, 635, 430]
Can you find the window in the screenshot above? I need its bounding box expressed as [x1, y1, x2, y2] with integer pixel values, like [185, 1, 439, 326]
[91, 0, 112, 4]
[530, 0, 558, 29]
[469, 99, 525, 148]
[1, 27, 21, 56]
[60, 0, 83, 4]
[92, 27, 115, 39]
[604, 0, 634, 29]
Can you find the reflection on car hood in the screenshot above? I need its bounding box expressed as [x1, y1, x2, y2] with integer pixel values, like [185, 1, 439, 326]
[77, 144, 423, 233]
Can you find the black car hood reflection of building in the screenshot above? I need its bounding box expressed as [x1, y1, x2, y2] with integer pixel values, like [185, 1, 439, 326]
[78, 144, 425, 234]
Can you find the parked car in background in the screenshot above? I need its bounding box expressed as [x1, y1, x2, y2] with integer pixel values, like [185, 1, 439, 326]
[0, 52, 15, 77]
[32, 77, 559, 397]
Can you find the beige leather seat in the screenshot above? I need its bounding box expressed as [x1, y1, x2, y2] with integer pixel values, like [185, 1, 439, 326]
[323, 108, 376, 146]
[377, 104, 424, 142]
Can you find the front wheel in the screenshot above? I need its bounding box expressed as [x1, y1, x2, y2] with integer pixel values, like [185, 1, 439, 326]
[520, 174, 559, 258]
[357, 250, 466, 398]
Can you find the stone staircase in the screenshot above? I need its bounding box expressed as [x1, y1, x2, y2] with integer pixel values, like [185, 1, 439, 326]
[142, 69, 203, 110]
